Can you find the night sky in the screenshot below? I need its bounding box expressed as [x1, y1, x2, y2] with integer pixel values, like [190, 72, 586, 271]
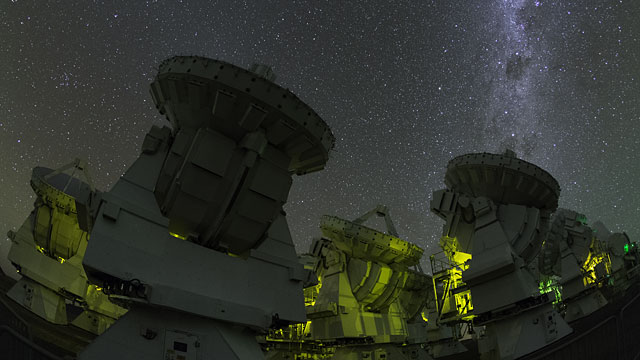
[2, 1, 639, 272]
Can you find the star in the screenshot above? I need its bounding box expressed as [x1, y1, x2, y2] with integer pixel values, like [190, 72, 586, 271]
[1, 1, 639, 274]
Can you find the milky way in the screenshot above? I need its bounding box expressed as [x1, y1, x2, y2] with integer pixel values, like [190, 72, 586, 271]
[1, 1, 639, 272]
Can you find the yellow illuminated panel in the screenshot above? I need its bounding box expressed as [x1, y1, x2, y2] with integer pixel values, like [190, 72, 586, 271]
[582, 238, 612, 286]
[451, 251, 471, 268]
[421, 310, 429, 322]
[440, 236, 471, 269]
[304, 281, 322, 307]
[455, 290, 473, 316]
[370, 266, 392, 296]
[431, 241, 474, 322]
[169, 232, 186, 240]
[35, 245, 65, 263]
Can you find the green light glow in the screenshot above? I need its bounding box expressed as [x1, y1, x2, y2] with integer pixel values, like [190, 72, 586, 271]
[624, 243, 630, 253]
[539, 277, 562, 305]
[576, 214, 588, 225]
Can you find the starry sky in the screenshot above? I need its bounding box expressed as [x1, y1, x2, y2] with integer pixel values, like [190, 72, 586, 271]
[2, 0, 639, 272]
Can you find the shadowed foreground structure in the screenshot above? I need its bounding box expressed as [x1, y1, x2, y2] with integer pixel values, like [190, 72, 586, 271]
[1, 57, 639, 360]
